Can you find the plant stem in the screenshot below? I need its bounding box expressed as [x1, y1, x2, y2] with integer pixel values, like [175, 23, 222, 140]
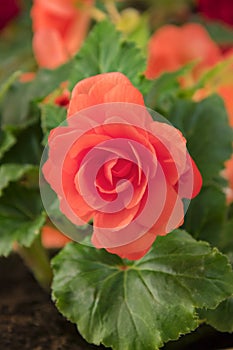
[90, 7, 106, 22]
[0, 71, 21, 102]
[104, 0, 121, 23]
[16, 235, 53, 292]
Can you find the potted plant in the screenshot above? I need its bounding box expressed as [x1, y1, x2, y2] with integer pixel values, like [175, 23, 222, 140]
[1, 1, 233, 349]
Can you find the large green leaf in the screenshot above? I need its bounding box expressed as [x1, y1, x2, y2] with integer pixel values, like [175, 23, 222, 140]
[0, 183, 45, 256]
[69, 20, 149, 93]
[195, 204, 233, 334]
[168, 95, 232, 249]
[199, 297, 233, 333]
[168, 95, 232, 185]
[52, 230, 233, 350]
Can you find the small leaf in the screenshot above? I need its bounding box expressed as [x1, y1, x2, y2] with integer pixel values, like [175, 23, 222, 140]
[0, 129, 16, 159]
[219, 218, 233, 261]
[0, 183, 46, 256]
[191, 17, 233, 46]
[70, 20, 149, 94]
[117, 12, 150, 50]
[205, 22, 233, 46]
[52, 230, 233, 350]
[1, 122, 43, 165]
[0, 163, 37, 196]
[199, 297, 233, 333]
[0, 71, 21, 102]
[40, 104, 67, 145]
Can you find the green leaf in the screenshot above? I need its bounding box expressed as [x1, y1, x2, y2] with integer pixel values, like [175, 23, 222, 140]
[0, 3, 34, 85]
[145, 64, 194, 113]
[52, 230, 233, 350]
[40, 104, 67, 145]
[70, 20, 149, 93]
[1, 62, 71, 129]
[119, 12, 150, 51]
[219, 218, 233, 261]
[0, 129, 16, 159]
[199, 213, 233, 336]
[184, 185, 227, 246]
[29, 62, 72, 102]
[0, 71, 21, 102]
[168, 95, 232, 185]
[199, 297, 233, 333]
[0, 80, 39, 129]
[168, 95, 232, 248]
[205, 22, 233, 46]
[0, 183, 46, 257]
[0, 164, 37, 196]
[170, 95, 232, 245]
[1, 122, 43, 165]
[191, 16, 233, 46]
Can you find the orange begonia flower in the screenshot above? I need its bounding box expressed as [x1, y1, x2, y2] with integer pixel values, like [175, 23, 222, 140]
[145, 23, 221, 81]
[67, 72, 145, 116]
[31, 0, 93, 69]
[43, 72, 202, 260]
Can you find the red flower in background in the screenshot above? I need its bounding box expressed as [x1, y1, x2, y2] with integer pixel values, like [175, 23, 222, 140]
[145, 23, 221, 80]
[197, 0, 233, 26]
[0, 0, 20, 31]
[31, 0, 93, 69]
[43, 81, 71, 107]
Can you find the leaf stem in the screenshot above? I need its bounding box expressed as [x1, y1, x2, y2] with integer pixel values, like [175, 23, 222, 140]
[16, 235, 53, 292]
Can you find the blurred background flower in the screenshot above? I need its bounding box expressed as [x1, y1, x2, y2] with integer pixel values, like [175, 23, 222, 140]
[197, 0, 233, 26]
[145, 23, 221, 83]
[31, 0, 94, 69]
[0, 0, 21, 31]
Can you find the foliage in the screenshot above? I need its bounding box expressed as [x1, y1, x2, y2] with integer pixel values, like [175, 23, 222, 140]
[1, 3, 233, 350]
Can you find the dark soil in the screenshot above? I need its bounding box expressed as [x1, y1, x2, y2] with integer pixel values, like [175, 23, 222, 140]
[0, 254, 106, 350]
[0, 254, 233, 350]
